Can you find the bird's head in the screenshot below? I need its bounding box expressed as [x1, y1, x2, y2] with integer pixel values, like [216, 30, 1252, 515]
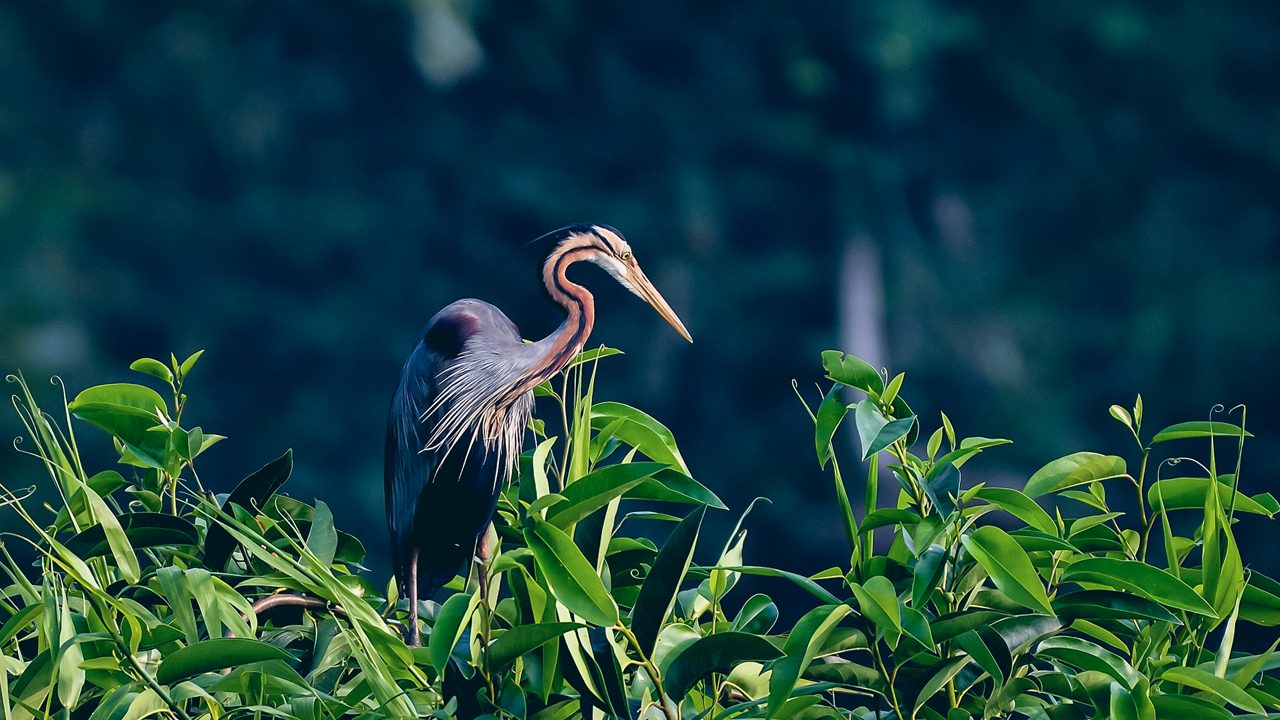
[546, 224, 693, 342]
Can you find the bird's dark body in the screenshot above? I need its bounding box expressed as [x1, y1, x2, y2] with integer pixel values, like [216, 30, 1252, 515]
[384, 299, 524, 599]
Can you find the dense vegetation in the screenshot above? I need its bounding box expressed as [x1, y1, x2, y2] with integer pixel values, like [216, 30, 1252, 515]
[2, 349, 1278, 718]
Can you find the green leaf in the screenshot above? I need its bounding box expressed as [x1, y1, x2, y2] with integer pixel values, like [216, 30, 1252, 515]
[487, 622, 583, 671]
[1160, 666, 1264, 714]
[545, 462, 666, 527]
[955, 625, 1011, 683]
[973, 487, 1058, 535]
[1109, 680, 1156, 720]
[821, 350, 883, 393]
[306, 500, 338, 566]
[68, 383, 169, 456]
[204, 449, 293, 568]
[814, 385, 848, 469]
[1150, 694, 1233, 720]
[1151, 421, 1251, 444]
[912, 545, 948, 607]
[1039, 636, 1141, 689]
[1053, 590, 1179, 624]
[767, 604, 852, 716]
[129, 358, 173, 384]
[179, 349, 205, 377]
[962, 526, 1055, 615]
[525, 519, 619, 626]
[719, 566, 842, 605]
[664, 631, 782, 701]
[64, 511, 198, 557]
[155, 638, 292, 684]
[732, 593, 779, 635]
[854, 399, 915, 460]
[860, 508, 921, 532]
[1063, 558, 1215, 616]
[989, 614, 1061, 653]
[631, 506, 705, 655]
[429, 591, 480, 672]
[913, 656, 971, 715]
[1147, 476, 1275, 517]
[627, 468, 726, 509]
[851, 576, 902, 637]
[591, 402, 688, 474]
[1024, 452, 1127, 498]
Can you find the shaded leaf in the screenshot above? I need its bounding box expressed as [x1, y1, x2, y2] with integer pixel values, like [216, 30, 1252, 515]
[664, 632, 782, 701]
[155, 638, 292, 684]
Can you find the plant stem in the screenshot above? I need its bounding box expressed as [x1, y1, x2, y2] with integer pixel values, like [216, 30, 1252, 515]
[1134, 450, 1151, 561]
[617, 624, 675, 720]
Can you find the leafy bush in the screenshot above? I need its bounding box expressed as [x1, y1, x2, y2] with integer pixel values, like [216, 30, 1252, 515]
[1, 348, 1277, 719]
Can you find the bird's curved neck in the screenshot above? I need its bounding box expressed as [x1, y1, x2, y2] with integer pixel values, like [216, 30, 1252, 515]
[512, 246, 598, 395]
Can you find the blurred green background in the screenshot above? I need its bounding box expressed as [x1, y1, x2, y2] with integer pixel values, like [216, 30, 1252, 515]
[2, 1, 1278, 587]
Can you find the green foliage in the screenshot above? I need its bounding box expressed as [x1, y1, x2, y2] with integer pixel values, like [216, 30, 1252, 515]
[2, 349, 1279, 719]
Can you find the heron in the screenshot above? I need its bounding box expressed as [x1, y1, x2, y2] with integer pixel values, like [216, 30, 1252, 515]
[385, 224, 692, 645]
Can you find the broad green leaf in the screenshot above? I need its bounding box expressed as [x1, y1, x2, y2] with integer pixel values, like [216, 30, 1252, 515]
[1150, 694, 1233, 720]
[631, 506, 705, 654]
[1151, 421, 1251, 444]
[913, 656, 971, 714]
[962, 526, 1054, 615]
[627, 468, 727, 509]
[1024, 452, 1127, 498]
[851, 576, 901, 637]
[767, 604, 852, 716]
[1160, 666, 1264, 714]
[68, 383, 169, 454]
[487, 622, 582, 671]
[155, 638, 292, 684]
[860, 508, 921, 532]
[525, 519, 619, 626]
[429, 591, 481, 672]
[989, 614, 1061, 653]
[129, 357, 173, 384]
[306, 500, 338, 566]
[1053, 590, 1179, 624]
[821, 350, 883, 393]
[1109, 680, 1156, 720]
[1039, 636, 1141, 689]
[546, 462, 666, 527]
[973, 487, 1057, 535]
[732, 593, 779, 635]
[204, 449, 294, 568]
[591, 402, 688, 474]
[1063, 558, 1215, 616]
[664, 632, 782, 701]
[179, 349, 205, 376]
[912, 545, 948, 607]
[956, 625, 1011, 683]
[930, 610, 1008, 643]
[1147, 476, 1275, 517]
[854, 398, 915, 460]
[814, 385, 847, 468]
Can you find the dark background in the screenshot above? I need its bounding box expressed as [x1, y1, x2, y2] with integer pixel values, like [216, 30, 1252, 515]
[2, 1, 1278, 594]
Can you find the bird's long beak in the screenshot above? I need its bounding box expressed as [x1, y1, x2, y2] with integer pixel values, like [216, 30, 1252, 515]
[632, 267, 693, 342]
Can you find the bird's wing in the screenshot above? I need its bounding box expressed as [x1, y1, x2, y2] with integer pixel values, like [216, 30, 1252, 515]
[384, 338, 437, 590]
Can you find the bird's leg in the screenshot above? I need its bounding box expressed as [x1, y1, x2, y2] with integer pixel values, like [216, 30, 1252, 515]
[474, 526, 496, 607]
[406, 549, 421, 647]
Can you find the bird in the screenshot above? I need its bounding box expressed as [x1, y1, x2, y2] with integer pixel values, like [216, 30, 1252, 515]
[385, 224, 692, 646]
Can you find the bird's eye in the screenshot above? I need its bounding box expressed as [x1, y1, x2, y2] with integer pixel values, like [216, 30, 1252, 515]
[619, 251, 631, 261]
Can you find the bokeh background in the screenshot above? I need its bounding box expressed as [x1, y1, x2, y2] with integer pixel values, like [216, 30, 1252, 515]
[3, 1, 1279, 597]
